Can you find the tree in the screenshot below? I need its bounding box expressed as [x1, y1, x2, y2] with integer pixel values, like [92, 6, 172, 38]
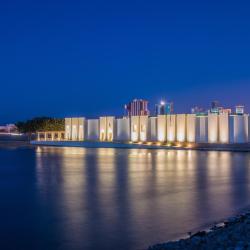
[15, 117, 65, 134]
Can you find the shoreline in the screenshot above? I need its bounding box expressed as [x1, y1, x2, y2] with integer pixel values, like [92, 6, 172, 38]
[30, 140, 250, 152]
[148, 207, 250, 250]
[0, 140, 30, 148]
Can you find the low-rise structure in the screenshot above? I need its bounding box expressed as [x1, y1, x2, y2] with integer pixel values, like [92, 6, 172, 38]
[37, 113, 250, 145]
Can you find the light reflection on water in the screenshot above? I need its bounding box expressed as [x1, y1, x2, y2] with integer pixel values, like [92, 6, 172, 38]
[2, 146, 250, 250]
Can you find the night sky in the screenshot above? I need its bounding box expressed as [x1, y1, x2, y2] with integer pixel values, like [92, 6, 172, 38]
[0, 0, 250, 123]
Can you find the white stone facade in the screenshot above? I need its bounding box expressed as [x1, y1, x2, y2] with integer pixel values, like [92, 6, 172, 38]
[63, 114, 249, 144]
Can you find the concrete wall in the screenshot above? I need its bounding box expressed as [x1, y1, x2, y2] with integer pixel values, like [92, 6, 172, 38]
[167, 115, 176, 142]
[99, 116, 116, 141]
[230, 115, 248, 143]
[131, 116, 140, 142]
[65, 117, 85, 141]
[208, 113, 218, 143]
[157, 115, 167, 142]
[139, 116, 149, 142]
[247, 115, 250, 142]
[64, 114, 250, 144]
[71, 118, 79, 141]
[186, 114, 196, 143]
[78, 118, 86, 141]
[106, 116, 116, 141]
[65, 118, 72, 140]
[99, 117, 107, 141]
[117, 117, 130, 141]
[149, 117, 157, 141]
[196, 116, 208, 143]
[87, 119, 99, 141]
[244, 114, 249, 142]
[219, 114, 229, 143]
[229, 116, 234, 143]
[176, 114, 186, 142]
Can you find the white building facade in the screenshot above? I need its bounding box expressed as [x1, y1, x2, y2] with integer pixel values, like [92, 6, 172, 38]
[62, 114, 250, 144]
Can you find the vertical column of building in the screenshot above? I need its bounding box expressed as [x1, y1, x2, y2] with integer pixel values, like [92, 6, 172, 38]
[65, 118, 72, 140]
[149, 117, 157, 142]
[78, 118, 85, 141]
[208, 113, 219, 143]
[157, 115, 167, 142]
[218, 113, 229, 143]
[186, 114, 196, 143]
[51, 132, 54, 141]
[131, 116, 140, 142]
[196, 115, 208, 143]
[87, 119, 99, 141]
[116, 117, 130, 141]
[230, 115, 248, 143]
[139, 116, 149, 142]
[99, 117, 107, 141]
[133, 101, 136, 116]
[37, 132, 40, 141]
[248, 115, 250, 142]
[71, 118, 79, 141]
[106, 116, 116, 141]
[176, 114, 186, 142]
[166, 115, 176, 142]
[229, 115, 235, 143]
[244, 114, 249, 142]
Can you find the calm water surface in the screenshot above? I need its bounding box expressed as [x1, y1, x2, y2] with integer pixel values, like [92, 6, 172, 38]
[1, 146, 250, 250]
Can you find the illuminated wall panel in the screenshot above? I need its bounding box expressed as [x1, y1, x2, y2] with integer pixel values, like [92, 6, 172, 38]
[218, 114, 229, 143]
[117, 118, 130, 141]
[71, 118, 79, 141]
[63, 113, 250, 144]
[99, 117, 107, 141]
[176, 114, 186, 142]
[78, 118, 85, 141]
[87, 119, 99, 141]
[208, 114, 218, 143]
[106, 116, 116, 141]
[131, 116, 140, 142]
[186, 114, 196, 143]
[149, 117, 157, 141]
[139, 116, 149, 142]
[65, 118, 72, 140]
[167, 115, 176, 142]
[157, 115, 167, 142]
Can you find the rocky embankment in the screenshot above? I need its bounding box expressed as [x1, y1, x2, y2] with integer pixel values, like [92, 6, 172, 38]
[149, 212, 250, 250]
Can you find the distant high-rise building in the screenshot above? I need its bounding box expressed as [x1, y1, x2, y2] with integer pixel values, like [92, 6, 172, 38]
[210, 100, 220, 113]
[211, 100, 219, 109]
[191, 106, 206, 115]
[221, 108, 232, 114]
[155, 101, 174, 115]
[166, 102, 174, 114]
[125, 99, 150, 117]
[235, 105, 244, 115]
[209, 101, 233, 115]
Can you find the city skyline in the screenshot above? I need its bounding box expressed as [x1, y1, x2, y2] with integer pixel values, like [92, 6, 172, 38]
[1, 0, 250, 123]
[0, 96, 248, 125]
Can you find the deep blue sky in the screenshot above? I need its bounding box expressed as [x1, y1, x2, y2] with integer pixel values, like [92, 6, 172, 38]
[0, 0, 250, 123]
